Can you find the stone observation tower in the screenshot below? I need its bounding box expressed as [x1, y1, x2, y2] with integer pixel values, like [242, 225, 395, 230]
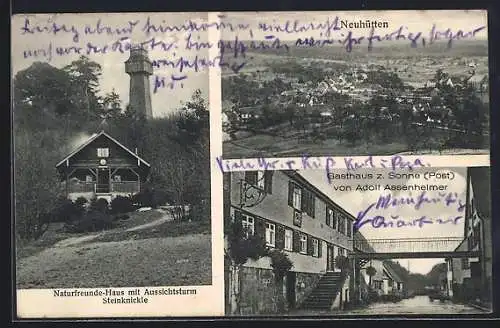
[125, 46, 153, 119]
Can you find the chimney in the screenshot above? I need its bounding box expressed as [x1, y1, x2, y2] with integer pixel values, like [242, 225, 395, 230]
[134, 147, 138, 154]
[125, 45, 153, 119]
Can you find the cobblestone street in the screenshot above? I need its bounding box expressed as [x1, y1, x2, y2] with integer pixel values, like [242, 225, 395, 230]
[289, 296, 490, 316]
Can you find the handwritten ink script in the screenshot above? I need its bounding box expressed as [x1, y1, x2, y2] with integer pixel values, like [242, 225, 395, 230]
[16, 12, 487, 93]
[354, 190, 465, 230]
[215, 154, 430, 177]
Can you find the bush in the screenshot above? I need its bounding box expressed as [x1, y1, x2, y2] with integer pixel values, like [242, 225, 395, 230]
[89, 198, 109, 213]
[110, 196, 136, 214]
[50, 197, 85, 223]
[65, 210, 114, 233]
[131, 188, 170, 209]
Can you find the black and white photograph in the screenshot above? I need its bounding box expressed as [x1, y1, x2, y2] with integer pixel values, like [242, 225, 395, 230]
[220, 10, 490, 158]
[12, 12, 213, 301]
[223, 166, 492, 315]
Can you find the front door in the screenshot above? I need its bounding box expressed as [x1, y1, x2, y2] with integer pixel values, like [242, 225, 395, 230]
[286, 272, 296, 309]
[327, 244, 334, 271]
[333, 246, 341, 272]
[97, 168, 110, 193]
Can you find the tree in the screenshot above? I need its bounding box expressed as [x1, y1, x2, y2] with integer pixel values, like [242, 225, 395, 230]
[224, 215, 268, 315]
[101, 88, 122, 119]
[63, 55, 103, 117]
[366, 266, 377, 288]
[13, 62, 75, 126]
[269, 249, 293, 313]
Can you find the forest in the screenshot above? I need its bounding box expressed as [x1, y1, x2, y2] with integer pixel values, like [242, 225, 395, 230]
[13, 55, 210, 242]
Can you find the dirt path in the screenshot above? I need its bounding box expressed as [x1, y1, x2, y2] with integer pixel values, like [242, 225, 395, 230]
[126, 214, 173, 232]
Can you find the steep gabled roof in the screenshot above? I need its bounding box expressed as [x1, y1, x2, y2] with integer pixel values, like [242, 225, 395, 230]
[55, 130, 151, 168]
[383, 261, 404, 283]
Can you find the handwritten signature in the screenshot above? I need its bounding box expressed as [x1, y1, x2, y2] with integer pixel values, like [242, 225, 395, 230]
[215, 155, 430, 179]
[373, 190, 465, 211]
[354, 214, 462, 229]
[17, 14, 486, 93]
[354, 190, 465, 230]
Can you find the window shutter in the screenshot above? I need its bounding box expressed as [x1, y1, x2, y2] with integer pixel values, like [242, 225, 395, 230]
[301, 189, 306, 212]
[255, 217, 266, 239]
[310, 194, 315, 218]
[293, 230, 300, 252]
[264, 171, 273, 194]
[276, 225, 285, 249]
[318, 240, 322, 258]
[288, 181, 294, 206]
[245, 171, 257, 185]
[307, 236, 313, 256]
[234, 210, 242, 224]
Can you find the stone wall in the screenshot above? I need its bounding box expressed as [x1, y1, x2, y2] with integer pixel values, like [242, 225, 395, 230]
[239, 267, 277, 315]
[233, 266, 322, 315]
[294, 272, 322, 307]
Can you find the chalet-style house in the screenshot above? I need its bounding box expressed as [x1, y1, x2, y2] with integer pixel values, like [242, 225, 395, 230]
[56, 131, 151, 203]
[445, 167, 491, 306]
[224, 169, 359, 314]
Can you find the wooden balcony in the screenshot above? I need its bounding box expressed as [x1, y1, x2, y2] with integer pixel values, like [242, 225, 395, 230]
[68, 182, 139, 195]
[111, 181, 140, 193]
[68, 182, 95, 193]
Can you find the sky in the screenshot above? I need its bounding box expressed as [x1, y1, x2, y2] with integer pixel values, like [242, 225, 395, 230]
[299, 167, 467, 275]
[11, 13, 210, 118]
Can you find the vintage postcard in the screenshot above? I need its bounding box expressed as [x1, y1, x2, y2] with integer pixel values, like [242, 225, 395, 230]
[219, 10, 490, 160]
[12, 12, 223, 318]
[11, 9, 493, 319]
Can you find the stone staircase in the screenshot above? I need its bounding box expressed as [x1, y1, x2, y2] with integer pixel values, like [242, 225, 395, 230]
[300, 272, 344, 310]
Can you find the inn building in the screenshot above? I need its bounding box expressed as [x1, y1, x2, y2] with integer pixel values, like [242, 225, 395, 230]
[224, 169, 360, 314]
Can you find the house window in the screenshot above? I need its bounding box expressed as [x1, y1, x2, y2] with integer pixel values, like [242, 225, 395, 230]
[293, 186, 302, 210]
[333, 211, 339, 229]
[312, 238, 319, 257]
[242, 215, 255, 237]
[388, 279, 393, 287]
[338, 247, 345, 257]
[326, 208, 334, 227]
[347, 220, 352, 237]
[85, 175, 93, 182]
[462, 258, 470, 270]
[338, 214, 346, 234]
[265, 223, 275, 247]
[302, 189, 315, 218]
[245, 171, 272, 193]
[97, 148, 109, 158]
[374, 280, 383, 289]
[300, 234, 307, 254]
[284, 229, 293, 251]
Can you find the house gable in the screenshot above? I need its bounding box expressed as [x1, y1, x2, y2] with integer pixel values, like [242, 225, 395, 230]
[56, 131, 150, 170]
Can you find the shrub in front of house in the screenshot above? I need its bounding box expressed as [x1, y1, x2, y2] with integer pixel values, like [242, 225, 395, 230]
[110, 196, 136, 214]
[65, 210, 114, 233]
[130, 188, 170, 209]
[50, 197, 85, 223]
[89, 198, 109, 213]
